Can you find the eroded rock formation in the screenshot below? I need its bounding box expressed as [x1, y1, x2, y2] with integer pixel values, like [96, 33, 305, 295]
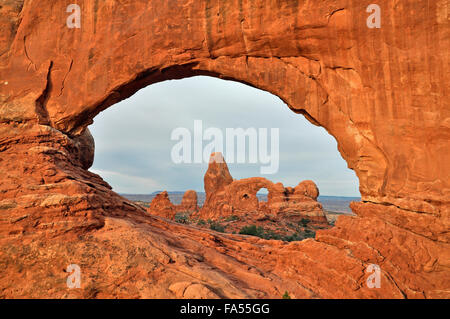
[179, 190, 199, 214]
[147, 189, 199, 219]
[147, 153, 328, 231]
[147, 191, 176, 220]
[197, 153, 328, 226]
[0, 0, 448, 298]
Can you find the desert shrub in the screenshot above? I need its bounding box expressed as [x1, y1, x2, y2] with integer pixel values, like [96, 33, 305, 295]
[282, 229, 316, 242]
[239, 225, 315, 242]
[283, 232, 302, 242]
[260, 229, 282, 240]
[238, 225, 282, 240]
[282, 291, 291, 299]
[175, 212, 190, 224]
[303, 229, 316, 239]
[239, 225, 264, 237]
[299, 218, 310, 227]
[196, 219, 206, 226]
[209, 221, 226, 233]
[225, 215, 239, 222]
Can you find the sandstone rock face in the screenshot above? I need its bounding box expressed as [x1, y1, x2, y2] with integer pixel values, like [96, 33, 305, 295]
[179, 190, 199, 213]
[295, 181, 319, 201]
[204, 153, 234, 194]
[198, 153, 328, 225]
[72, 128, 95, 170]
[0, 0, 448, 298]
[147, 191, 176, 220]
[147, 190, 199, 219]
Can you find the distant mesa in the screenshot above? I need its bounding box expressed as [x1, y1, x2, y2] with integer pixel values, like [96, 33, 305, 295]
[151, 191, 185, 195]
[147, 152, 328, 227]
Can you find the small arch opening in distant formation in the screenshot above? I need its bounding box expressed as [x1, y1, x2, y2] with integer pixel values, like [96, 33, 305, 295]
[256, 188, 269, 203]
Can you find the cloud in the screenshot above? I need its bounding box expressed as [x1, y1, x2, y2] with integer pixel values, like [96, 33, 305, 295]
[89, 169, 162, 194]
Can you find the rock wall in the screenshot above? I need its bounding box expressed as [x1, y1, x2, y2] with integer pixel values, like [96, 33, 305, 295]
[0, 0, 448, 298]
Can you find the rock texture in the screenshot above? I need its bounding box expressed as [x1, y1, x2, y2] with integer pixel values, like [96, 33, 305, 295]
[147, 190, 199, 219]
[0, 0, 448, 298]
[197, 153, 329, 226]
[179, 190, 199, 214]
[147, 191, 176, 220]
[204, 153, 234, 195]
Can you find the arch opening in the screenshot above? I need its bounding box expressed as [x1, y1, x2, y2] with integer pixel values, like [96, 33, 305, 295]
[89, 75, 359, 240]
[256, 188, 268, 202]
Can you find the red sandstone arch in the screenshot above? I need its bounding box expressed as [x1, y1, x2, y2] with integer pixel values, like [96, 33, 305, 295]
[0, 0, 448, 298]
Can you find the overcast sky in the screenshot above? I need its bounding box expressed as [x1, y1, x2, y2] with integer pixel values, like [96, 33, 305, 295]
[89, 76, 359, 197]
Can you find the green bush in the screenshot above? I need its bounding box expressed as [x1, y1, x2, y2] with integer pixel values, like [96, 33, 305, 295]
[239, 225, 283, 240]
[303, 229, 316, 239]
[175, 213, 190, 224]
[299, 218, 310, 227]
[239, 225, 316, 242]
[196, 219, 206, 226]
[282, 291, 291, 299]
[283, 233, 302, 242]
[239, 225, 264, 237]
[282, 230, 316, 242]
[225, 215, 239, 222]
[209, 221, 226, 233]
[261, 230, 282, 240]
